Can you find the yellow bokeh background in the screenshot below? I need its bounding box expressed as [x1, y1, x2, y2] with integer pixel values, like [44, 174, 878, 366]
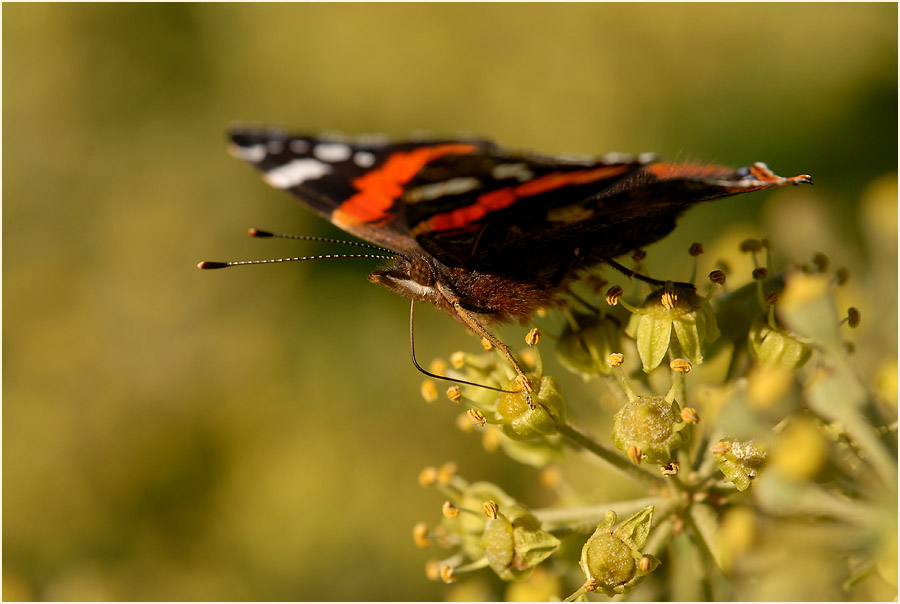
[3, 4, 896, 601]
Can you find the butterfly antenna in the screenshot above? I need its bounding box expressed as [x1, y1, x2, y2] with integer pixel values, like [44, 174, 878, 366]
[199, 227, 406, 269]
[198, 254, 395, 269]
[248, 228, 399, 256]
[604, 257, 695, 291]
[409, 300, 517, 394]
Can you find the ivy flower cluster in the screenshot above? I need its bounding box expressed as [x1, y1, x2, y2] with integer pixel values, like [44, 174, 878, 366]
[411, 188, 896, 601]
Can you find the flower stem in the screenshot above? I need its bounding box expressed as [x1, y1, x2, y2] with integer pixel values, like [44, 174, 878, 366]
[558, 422, 667, 489]
[684, 502, 725, 572]
[563, 582, 591, 602]
[534, 496, 678, 528]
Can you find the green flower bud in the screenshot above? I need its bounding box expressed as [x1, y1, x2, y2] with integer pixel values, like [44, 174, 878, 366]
[625, 285, 720, 372]
[443, 350, 510, 409]
[451, 481, 516, 561]
[481, 504, 560, 581]
[496, 435, 565, 468]
[579, 507, 659, 597]
[582, 522, 633, 587]
[496, 375, 566, 440]
[713, 438, 767, 491]
[748, 316, 812, 369]
[612, 395, 692, 464]
[482, 512, 516, 578]
[555, 312, 621, 378]
[714, 275, 784, 344]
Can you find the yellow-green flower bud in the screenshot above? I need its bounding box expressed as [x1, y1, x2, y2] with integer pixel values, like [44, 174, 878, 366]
[713, 438, 767, 491]
[482, 512, 516, 578]
[625, 285, 720, 372]
[579, 507, 659, 597]
[481, 504, 560, 581]
[748, 316, 812, 369]
[496, 435, 565, 468]
[582, 522, 634, 587]
[612, 395, 692, 464]
[496, 375, 566, 440]
[449, 481, 517, 561]
[555, 313, 621, 378]
[714, 276, 782, 344]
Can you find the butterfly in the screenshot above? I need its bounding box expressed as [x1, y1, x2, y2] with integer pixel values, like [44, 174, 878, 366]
[202, 126, 812, 398]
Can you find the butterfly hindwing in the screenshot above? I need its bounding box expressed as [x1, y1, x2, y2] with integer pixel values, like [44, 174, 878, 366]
[400, 149, 652, 274]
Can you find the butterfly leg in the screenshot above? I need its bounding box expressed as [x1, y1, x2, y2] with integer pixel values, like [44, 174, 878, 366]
[448, 299, 536, 408]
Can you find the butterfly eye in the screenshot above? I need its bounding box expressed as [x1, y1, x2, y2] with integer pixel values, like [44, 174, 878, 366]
[410, 258, 435, 287]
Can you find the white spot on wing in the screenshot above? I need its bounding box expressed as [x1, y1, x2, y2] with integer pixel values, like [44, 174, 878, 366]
[492, 162, 534, 182]
[313, 143, 352, 163]
[354, 151, 376, 168]
[551, 153, 596, 165]
[406, 177, 481, 203]
[264, 159, 331, 188]
[267, 139, 284, 154]
[230, 143, 267, 163]
[595, 152, 633, 164]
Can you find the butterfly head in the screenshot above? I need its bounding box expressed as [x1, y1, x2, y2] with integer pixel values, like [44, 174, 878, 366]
[367, 254, 445, 306]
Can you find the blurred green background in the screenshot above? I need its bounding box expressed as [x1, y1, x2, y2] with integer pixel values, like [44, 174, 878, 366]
[3, 4, 896, 601]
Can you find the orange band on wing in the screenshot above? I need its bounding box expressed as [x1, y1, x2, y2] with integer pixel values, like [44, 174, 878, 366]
[332, 144, 478, 228]
[645, 163, 733, 181]
[414, 164, 631, 235]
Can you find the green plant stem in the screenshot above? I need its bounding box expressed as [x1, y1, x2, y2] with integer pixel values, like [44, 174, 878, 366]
[807, 376, 897, 488]
[691, 431, 715, 474]
[558, 422, 668, 489]
[693, 536, 717, 601]
[563, 582, 591, 602]
[666, 472, 690, 495]
[684, 502, 725, 573]
[454, 557, 490, 573]
[533, 496, 676, 527]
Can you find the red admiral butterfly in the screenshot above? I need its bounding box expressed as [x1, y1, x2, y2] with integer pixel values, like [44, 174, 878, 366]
[202, 126, 812, 398]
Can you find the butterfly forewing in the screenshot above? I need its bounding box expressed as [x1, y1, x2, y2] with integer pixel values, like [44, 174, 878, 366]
[228, 127, 812, 281]
[229, 128, 495, 253]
